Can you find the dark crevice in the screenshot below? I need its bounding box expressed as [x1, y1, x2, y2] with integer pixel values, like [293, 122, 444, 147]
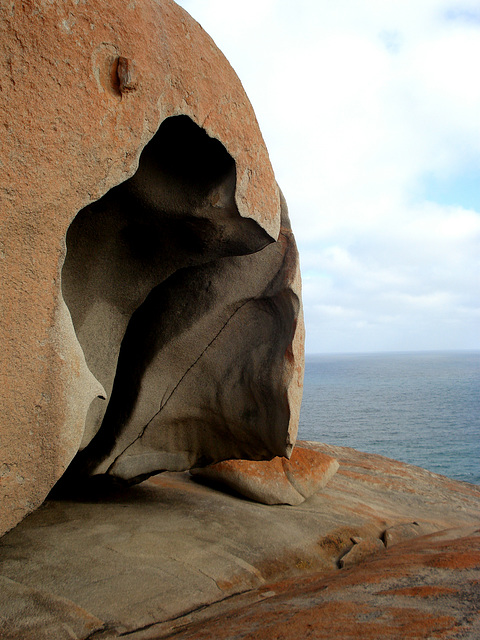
[115, 589, 254, 638]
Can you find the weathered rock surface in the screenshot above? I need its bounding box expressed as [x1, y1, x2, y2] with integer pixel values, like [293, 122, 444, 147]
[338, 535, 386, 568]
[0, 443, 478, 639]
[0, 577, 104, 640]
[166, 527, 480, 640]
[191, 445, 339, 505]
[0, 0, 304, 536]
[383, 521, 435, 547]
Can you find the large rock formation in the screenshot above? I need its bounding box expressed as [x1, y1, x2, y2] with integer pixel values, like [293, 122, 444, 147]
[0, 0, 304, 536]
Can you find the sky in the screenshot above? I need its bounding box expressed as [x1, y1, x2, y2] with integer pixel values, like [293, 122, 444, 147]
[176, 0, 480, 354]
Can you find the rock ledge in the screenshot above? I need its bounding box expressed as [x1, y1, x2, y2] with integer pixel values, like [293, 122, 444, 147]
[0, 442, 478, 639]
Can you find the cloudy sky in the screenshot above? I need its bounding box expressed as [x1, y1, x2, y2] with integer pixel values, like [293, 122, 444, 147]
[176, 0, 480, 354]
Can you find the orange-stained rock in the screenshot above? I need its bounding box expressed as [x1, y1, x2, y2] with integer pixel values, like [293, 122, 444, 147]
[0, 443, 479, 639]
[0, 0, 304, 536]
[191, 446, 339, 505]
[339, 536, 386, 568]
[161, 527, 480, 640]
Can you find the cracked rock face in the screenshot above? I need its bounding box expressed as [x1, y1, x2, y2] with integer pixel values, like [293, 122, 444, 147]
[0, 0, 304, 534]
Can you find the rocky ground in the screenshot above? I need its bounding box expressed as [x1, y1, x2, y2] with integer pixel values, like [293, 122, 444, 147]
[0, 442, 479, 639]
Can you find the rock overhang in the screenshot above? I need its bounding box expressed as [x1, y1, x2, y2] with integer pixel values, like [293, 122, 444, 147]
[0, 0, 304, 535]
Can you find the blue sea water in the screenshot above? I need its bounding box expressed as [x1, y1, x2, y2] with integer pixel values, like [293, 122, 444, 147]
[298, 351, 480, 485]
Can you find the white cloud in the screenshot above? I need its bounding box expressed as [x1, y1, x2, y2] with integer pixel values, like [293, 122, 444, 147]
[177, 0, 480, 353]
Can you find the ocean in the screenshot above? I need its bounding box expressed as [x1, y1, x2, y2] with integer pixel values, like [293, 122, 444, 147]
[298, 351, 480, 485]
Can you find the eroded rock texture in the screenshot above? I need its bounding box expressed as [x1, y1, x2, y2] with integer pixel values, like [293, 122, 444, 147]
[1, 443, 479, 640]
[0, 0, 304, 534]
[61, 117, 301, 485]
[191, 446, 339, 505]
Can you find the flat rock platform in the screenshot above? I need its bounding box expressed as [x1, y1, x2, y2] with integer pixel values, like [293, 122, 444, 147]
[1, 442, 479, 639]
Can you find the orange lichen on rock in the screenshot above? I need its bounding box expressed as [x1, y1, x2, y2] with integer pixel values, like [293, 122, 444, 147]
[164, 528, 480, 640]
[191, 446, 339, 505]
[0, 0, 304, 536]
[378, 585, 458, 597]
[339, 536, 386, 568]
[1, 447, 479, 639]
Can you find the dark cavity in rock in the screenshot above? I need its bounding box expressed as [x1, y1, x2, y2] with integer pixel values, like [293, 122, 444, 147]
[57, 115, 300, 491]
